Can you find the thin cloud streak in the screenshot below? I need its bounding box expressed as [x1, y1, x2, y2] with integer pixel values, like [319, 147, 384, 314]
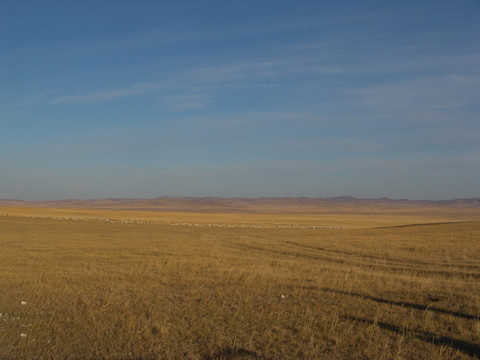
[348, 75, 480, 114]
[47, 58, 301, 105]
[51, 82, 164, 104]
[47, 44, 480, 107]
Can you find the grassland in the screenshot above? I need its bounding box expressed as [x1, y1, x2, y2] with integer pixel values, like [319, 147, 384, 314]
[1, 204, 479, 359]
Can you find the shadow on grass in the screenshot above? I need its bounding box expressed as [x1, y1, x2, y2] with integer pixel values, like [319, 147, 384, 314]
[321, 288, 477, 321]
[203, 347, 270, 360]
[345, 315, 480, 359]
[376, 221, 475, 229]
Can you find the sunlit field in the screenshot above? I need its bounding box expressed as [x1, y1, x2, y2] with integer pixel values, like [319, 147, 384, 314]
[1, 206, 479, 359]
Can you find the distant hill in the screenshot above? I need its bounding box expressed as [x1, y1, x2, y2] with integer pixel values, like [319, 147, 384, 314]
[1, 196, 479, 213]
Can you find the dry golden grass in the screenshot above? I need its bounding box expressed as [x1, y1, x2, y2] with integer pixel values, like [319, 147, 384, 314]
[1, 206, 479, 359]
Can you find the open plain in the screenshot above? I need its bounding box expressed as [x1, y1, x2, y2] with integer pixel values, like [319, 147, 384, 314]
[1, 198, 479, 359]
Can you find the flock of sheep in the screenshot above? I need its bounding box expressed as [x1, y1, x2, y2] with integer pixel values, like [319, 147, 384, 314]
[27, 215, 354, 229]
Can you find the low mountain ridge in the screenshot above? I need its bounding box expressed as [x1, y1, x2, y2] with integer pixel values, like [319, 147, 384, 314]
[1, 196, 479, 213]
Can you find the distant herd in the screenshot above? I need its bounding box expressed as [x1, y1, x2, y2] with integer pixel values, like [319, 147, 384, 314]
[26, 215, 355, 229]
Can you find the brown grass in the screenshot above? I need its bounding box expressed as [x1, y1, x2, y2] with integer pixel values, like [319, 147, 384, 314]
[1, 206, 479, 359]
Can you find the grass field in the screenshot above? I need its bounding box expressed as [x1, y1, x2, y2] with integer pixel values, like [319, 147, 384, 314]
[1, 205, 479, 359]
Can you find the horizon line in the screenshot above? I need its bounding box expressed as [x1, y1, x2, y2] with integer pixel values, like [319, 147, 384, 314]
[1, 195, 479, 203]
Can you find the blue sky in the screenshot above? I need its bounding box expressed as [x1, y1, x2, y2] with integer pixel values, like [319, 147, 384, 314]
[1, 0, 479, 200]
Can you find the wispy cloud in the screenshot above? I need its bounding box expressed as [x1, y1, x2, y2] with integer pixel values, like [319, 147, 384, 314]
[47, 57, 306, 106]
[46, 48, 480, 108]
[158, 93, 211, 112]
[348, 74, 480, 114]
[51, 82, 163, 104]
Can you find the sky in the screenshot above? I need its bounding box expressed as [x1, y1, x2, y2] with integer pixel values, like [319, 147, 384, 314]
[1, 0, 479, 201]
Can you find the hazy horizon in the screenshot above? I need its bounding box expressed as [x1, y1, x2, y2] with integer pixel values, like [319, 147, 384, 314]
[1, 1, 479, 201]
[2, 194, 479, 203]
